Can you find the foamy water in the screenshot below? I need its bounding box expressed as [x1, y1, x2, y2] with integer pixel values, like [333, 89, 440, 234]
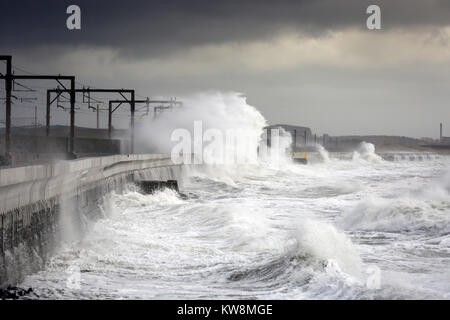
[19, 93, 450, 299]
[19, 151, 450, 299]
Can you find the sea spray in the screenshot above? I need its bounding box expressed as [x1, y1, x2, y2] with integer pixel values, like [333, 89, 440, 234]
[136, 92, 297, 185]
[352, 142, 382, 163]
[137, 92, 266, 163]
[293, 219, 362, 277]
[316, 145, 330, 162]
[340, 172, 450, 233]
[138, 92, 296, 166]
[259, 126, 293, 169]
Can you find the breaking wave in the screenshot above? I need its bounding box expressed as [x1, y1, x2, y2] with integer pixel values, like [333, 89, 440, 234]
[341, 169, 450, 233]
[352, 142, 383, 163]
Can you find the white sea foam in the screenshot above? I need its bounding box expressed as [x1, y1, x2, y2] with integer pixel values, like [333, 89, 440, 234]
[293, 219, 362, 277]
[341, 168, 450, 233]
[137, 92, 266, 163]
[19, 93, 450, 300]
[352, 142, 383, 163]
[341, 196, 450, 232]
[316, 144, 330, 162]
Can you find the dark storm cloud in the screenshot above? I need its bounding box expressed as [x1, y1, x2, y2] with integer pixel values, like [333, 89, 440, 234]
[2, 0, 450, 139]
[1, 0, 450, 56]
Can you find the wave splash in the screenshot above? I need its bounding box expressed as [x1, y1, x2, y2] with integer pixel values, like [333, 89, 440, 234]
[352, 142, 383, 163]
[341, 168, 450, 234]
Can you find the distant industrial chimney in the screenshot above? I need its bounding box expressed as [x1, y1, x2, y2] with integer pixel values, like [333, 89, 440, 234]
[440, 123, 443, 142]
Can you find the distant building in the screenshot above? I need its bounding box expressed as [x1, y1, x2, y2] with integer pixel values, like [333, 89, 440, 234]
[441, 136, 450, 144]
[420, 137, 435, 144]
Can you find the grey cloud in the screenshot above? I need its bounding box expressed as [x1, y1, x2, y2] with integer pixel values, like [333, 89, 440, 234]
[2, 0, 450, 57]
[2, 0, 450, 138]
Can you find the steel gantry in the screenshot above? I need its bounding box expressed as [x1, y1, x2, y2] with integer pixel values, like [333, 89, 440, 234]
[0, 55, 76, 164]
[47, 88, 136, 153]
[1, 54, 176, 162]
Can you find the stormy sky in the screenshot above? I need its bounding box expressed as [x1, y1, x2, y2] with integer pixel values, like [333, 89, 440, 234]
[1, 0, 450, 138]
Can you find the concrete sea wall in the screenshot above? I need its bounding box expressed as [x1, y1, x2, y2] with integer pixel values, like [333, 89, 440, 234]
[0, 134, 124, 166]
[0, 154, 183, 288]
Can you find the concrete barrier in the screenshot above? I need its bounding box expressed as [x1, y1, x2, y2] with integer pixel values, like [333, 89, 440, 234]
[379, 152, 440, 161]
[0, 154, 184, 288]
[0, 134, 123, 166]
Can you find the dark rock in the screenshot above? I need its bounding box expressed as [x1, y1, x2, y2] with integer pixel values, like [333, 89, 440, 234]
[293, 158, 308, 164]
[138, 180, 180, 194]
[0, 286, 34, 300]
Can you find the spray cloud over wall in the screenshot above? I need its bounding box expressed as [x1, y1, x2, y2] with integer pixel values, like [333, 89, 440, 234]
[136, 92, 269, 164]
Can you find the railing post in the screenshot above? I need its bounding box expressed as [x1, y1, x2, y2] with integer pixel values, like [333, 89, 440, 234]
[2, 55, 12, 165]
[108, 101, 112, 139]
[69, 77, 75, 155]
[130, 90, 135, 154]
[46, 90, 51, 136]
